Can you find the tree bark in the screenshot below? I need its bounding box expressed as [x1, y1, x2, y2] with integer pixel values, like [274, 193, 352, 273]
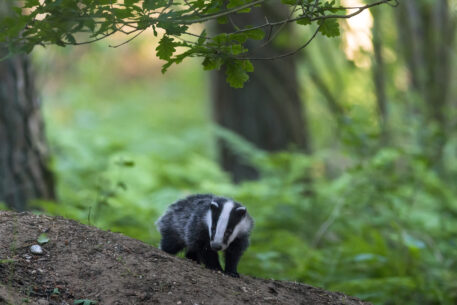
[211, 5, 311, 182]
[0, 50, 56, 211]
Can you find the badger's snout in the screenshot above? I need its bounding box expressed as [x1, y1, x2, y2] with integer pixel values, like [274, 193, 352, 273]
[210, 242, 223, 251]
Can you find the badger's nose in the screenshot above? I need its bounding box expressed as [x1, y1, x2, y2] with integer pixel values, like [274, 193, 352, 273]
[210, 242, 223, 251]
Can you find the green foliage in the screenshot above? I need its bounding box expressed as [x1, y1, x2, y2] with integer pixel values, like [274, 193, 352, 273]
[225, 59, 254, 88]
[318, 19, 340, 38]
[0, 0, 393, 87]
[156, 36, 176, 60]
[37, 233, 49, 244]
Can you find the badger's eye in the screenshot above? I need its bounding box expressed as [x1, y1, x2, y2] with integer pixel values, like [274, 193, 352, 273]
[210, 202, 219, 211]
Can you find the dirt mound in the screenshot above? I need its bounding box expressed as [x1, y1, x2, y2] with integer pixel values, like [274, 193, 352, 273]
[0, 211, 370, 305]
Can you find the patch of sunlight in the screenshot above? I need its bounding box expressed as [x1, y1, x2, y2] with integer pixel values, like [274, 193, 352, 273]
[341, 0, 374, 68]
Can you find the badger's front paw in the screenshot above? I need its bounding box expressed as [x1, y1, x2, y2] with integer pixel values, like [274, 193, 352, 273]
[225, 271, 240, 278]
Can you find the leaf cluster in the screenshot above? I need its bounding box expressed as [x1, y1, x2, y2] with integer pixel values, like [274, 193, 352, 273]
[0, 0, 395, 87]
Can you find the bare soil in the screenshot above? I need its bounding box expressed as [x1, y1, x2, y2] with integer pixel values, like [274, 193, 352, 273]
[0, 211, 371, 305]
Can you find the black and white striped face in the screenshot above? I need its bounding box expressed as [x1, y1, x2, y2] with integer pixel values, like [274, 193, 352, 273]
[205, 198, 250, 251]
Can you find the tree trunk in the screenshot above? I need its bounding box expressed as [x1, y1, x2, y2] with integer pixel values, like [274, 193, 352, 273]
[372, 8, 388, 142]
[0, 50, 56, 211]
[395, 0, 456, 166]
[211, 5, 311, 182]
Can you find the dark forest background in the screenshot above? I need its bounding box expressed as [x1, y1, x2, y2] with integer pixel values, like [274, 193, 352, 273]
[1, 1, 457, 304]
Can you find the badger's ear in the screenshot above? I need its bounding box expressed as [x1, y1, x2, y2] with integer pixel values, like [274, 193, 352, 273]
[210, 201, 219, 210]
[235, 206, 246, 216]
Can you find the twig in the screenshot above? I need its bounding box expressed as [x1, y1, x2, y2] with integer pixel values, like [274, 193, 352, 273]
[109, 29, 145, 48]
[63, 29, 117, 45]
[174, 0, 265, 24]
[255, 1, 300, 50]
[227, 0, 397, 36]
[238, 24, 321, 60]
[182, 0, 203, 17]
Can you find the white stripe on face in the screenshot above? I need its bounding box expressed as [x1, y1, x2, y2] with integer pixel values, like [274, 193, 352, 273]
[227, 216, 250, 246]
[213, 201, 234, 245]
[205, 209, 212, 238]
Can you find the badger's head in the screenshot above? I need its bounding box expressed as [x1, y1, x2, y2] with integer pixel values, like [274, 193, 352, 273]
[205, 198, 251, 251]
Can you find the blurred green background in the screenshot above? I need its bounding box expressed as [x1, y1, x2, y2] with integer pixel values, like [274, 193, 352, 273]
[6, 1, 457, 304]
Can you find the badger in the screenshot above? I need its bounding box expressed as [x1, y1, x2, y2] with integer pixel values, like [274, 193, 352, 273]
[155, 194, 253, 277]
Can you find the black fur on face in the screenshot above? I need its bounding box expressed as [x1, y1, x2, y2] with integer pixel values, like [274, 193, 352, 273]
[222, 205, 246, 245]
[209, 201, 221, 241]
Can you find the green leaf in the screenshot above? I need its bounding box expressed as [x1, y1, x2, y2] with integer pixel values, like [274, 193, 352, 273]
[37, 233, 50, 244]
[227, 0, 243, 8]
[217, 16, 228, 24]
[245, 28, 265, 40]
[318, 18, 340, 38]
[230, 33, 248, 43]
[212, 33, 228, 45]
[197, 30, 207, 46]
[124, 0, 136, 6]
[161, 60, 174, 73]
[202, 57, 223, 71]
[94, 21, 111, 36]
[113, 8, 133, 19]
[225, 59, 253, 88]
[243, 59, 254, 72]
[227, 0, 251, 12]
[143, 0, 167, 10]
[85, 19, 96, 32]
[12, 7, 22, 15]
[230, 44, 247, 55]
[2, 16, 27, 38]
[24, 0, 40, 8]
[281, 0, 297, 4]
[156, 21, 188, 35]
[156, 35, 176, 60]
[137, 16, 150, 30]
[193, 0, 205, 9]
[296, 17, 311, 26]
[65, 34, 76, 44]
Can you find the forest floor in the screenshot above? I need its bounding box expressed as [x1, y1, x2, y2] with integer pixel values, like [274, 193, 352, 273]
[0, 211, 371, 305]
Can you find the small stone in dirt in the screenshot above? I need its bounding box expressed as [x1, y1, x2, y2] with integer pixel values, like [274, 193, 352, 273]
[36, 299, 49, 305]
[30, 245, 44, 255]
[241, 286, 248, 293]
[177, 301, 182, 304]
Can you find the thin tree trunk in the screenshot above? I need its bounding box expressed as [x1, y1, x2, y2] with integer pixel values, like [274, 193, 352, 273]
[306, 56, 345, 124]
[372, 9, 388, 142]
[211, 5, 311, 182]
[0, 50, 56, 211]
